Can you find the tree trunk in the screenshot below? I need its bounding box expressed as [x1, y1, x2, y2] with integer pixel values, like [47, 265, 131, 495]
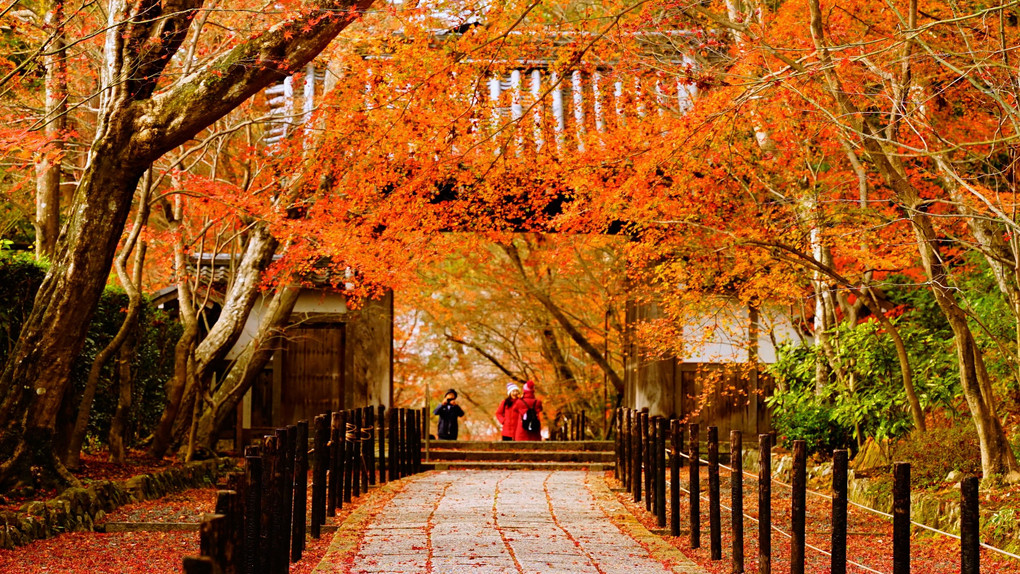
[34, 0, 65, 261]
[0, 0, 375, 488]
[805, 0, 1017, 478]
[108, 336, 136, 464]
[194, 285, 301, 451]
[65, 175, 150, 469]
[149, 205, 200, 459]
[501, 242, 625, 395]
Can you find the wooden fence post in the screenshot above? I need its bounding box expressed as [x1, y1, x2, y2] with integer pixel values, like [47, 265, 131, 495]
[347, 410, 359, 500]
[279, 426, 295, 570]
[758, 434, 771, 574]
[201, 514, 229, 574]
[388, 407, 398, 481]
[337, 409, 349, 507]
[352, 408, 364, 495]
[260, 435, 279, 574]
[365, 406, 376, 486]
[791, 440, 806, 574]
[184, 556, 217, 574]
[623, 409, 632, 491]
[327, 412, 341, 516]
[292, 421, 308, 563]
[831, 449, 848, 574]
[670, 419, 681, 537]
[643, 412, 653, 513]
[961, 476, 979, 574]
[893, 462, 911, 574]
[708, 426, 721, 560]
[417, 407, 426, 473]
[214, 490, 242, 574]
[310, 415, 327, 540]
[631, 410, 642, 503]
[401, 408, 411, 478]
[655, 417, 667, 528]
[244, 447, 262, 574]
[731, 430, 744, 574]
[689, 423, 700, 549]
[614, 409, 623, 481]
[377, 405, 387, 484]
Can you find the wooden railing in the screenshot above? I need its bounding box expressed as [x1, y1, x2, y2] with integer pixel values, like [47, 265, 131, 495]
[182, 405, 427, 574]
[550, 410, 588, 441]
[614, 407, 1017, 574]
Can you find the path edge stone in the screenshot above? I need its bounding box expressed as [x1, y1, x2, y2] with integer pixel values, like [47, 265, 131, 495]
[310, 474, 415, 573]
[587, 471, 707, 574]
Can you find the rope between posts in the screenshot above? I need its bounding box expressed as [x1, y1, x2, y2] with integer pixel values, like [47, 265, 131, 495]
[658, 448, 1020, 562]
[671, 480, 886, 574]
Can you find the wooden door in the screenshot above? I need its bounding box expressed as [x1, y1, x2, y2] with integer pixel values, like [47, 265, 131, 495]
[281, 324, 345, 425]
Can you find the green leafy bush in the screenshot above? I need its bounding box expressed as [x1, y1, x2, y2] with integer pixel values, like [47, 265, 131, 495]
[766, 311, 960, 456]
[0, 254, 179, 449]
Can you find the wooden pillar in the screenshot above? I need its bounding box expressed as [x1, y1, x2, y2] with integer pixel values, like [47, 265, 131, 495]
[893, 462, 911, 574]
[614, 409, 623, 481]
[346, 410, 357, 500]
[214, 490, 241, 574]
[377, 405, 387, 484]
[961, 476, 980, 574]
[831, 449, 848, 574]
[244, 448, 262, 574]
[689, 423, 700, 549]
[387, 407, 398, 481]
[758, 434, 771, 574]
[631, 410, 642, 503]
[643, 412, 652, 512]
[670, 419, 681, 537]
[292, 421, 308, 562]
[791, 440, 806, 574]
[655, 417, 667, 528]
[622, 409, 631, 490]
[260, 435, 279, 574]
[354, 408, 366, 495]
[417, 407, 426, 473]
[708, 426, 721, 560]
[278, 427, 295, 571]
[310, 415, 328, 539]
[327, 412, 341, 516]
[365, 406, 376, 486]
[731, 431, 744, 574]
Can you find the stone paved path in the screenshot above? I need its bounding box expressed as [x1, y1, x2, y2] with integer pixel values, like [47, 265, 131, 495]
[316, 470, 704, 574]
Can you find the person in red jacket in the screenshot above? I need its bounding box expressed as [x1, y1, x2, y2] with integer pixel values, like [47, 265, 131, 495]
[496, 382, 521, 440]
[512, 380, 544, 441]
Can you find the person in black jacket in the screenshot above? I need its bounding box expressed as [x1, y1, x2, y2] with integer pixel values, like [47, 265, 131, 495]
[433, 389, 465, 440]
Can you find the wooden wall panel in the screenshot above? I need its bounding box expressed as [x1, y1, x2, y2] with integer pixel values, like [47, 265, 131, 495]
[281, 325, 345, 425]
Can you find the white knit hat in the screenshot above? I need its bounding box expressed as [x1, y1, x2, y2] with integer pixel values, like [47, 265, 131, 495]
[506, 382, 521, 395]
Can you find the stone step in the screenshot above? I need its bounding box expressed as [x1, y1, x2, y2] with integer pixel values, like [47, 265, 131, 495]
[426, 440, 613, 452]
[425, 461, 614, 471]
[426, 449, 615, 463]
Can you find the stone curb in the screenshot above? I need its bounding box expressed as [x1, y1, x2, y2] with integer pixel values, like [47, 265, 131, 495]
[0, 457, 233, 549]
[310, 474, 415, 573]
[587, 471, 707, 574]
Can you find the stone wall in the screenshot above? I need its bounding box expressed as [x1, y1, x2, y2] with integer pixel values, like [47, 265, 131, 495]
[0, 458, 232, 549]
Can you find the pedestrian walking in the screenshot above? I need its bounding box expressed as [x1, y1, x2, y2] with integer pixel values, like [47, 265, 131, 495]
[496, 382, 522, 441]
[433, 389, 465, 440]
[512, 380, 543, 441]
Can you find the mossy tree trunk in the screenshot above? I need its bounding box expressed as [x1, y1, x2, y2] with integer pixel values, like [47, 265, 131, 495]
[0, 0, 376, 488]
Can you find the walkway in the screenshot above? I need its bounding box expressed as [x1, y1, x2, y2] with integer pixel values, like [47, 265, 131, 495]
[314, 470, 704, 574]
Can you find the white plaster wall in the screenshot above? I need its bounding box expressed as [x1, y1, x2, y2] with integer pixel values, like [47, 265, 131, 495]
[678, 303, 805, 364]
[225, 290, 348, 360]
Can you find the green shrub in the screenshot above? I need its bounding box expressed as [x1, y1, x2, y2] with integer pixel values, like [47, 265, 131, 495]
[0, 254, 178, 450]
